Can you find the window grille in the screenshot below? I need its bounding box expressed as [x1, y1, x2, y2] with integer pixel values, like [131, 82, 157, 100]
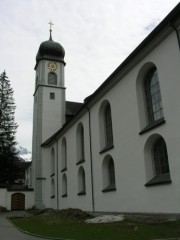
[48, 72, 57, 85]
[153, 137, 169, 175]
[144, 68, 163, 124]
[104, 104, 113, 147]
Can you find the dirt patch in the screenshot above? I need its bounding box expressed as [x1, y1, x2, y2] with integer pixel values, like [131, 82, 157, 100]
[33, 208, 92, 220]
[57, 208, 92, 220]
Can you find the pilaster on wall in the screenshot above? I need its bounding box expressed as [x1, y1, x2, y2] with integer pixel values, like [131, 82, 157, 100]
[32, 87, 43, 209]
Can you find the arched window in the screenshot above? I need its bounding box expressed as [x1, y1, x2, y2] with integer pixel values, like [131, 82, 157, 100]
[48, 72, 57, 85]
[51, 178, 55, 198]
[104, 104, 113, 147]
[144, 135, 171, 186]
[99, 100, 114, 151]
[144, 67, 164, 124]
[102, 155, 116, 192]
[76, 123, 85, 164]
[153, 137, 169, 176]
[61, 137, 67, 171]
[51, 147, 55, 176]
[136, 63, 165, 132]
[62, 174, 67, 197]
[78, 166, 86, 195]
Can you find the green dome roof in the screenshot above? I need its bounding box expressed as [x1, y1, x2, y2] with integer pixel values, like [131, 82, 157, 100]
[35, 33, 65, 67]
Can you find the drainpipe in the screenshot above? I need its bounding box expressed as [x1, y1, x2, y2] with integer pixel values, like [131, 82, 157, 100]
[170, 22, 180, 51]
[85, 106, 95, 212]
[56, 140, 59, 210]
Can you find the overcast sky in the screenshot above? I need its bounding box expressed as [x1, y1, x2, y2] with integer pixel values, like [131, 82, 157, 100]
[0, 0, 179, 151]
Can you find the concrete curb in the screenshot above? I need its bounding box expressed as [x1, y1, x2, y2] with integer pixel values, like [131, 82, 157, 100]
[9, 218, 74, 240]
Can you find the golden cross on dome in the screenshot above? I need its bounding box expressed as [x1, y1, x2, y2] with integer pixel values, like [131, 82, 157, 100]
[48, 21, 54, 31]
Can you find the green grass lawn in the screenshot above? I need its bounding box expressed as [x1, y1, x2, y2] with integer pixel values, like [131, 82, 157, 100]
[11, 212, 180, 240]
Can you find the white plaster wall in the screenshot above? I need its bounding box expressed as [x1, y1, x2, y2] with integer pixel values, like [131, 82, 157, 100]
[58, 113, 93, 212]
[42, 147, 57, 209]
[43, 60, 64, 87]
[89, 30, 180, 213]
[32, 58, 66, 209]
[0, 190, 34, 210]
[6, 192, 35, 210]
[25, 192, 35, 210]
[42, 87, 65, 142]
[41, 30, 180, 213]
[0, 189, 7, 208]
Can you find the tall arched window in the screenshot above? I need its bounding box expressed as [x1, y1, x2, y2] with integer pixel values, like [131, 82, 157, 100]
[144, 67, 164, 124]
[144, 135, 171, 186]
[62, 174, 67, 197]
[78, 167, 86, 195]
[102, 155, 116, 192]
[51, 147, 55, 176]
[104, 104, 113, 147]
[153, 137, 169, 176]
[136, 63, 165, 132]
[61, 137, 67, 171]
[76, 123, 85, 164]
[99, 100, 114, 151]
[51, 178, 55, 198]
[48, 72, 57, 85]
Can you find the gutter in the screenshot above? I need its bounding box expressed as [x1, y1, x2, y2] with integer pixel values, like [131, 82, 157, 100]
[56, 140, 59, 210]
[169, 22, 180, 50]
[85, 106, 95, 212]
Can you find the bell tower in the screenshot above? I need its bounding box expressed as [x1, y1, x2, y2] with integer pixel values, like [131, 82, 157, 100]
[32, 24, 66, 209]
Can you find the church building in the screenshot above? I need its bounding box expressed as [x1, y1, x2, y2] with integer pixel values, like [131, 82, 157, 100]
[31, 3, 180, 213]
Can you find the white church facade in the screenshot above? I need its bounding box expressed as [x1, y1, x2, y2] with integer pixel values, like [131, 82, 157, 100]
[31, 3, 180, 214]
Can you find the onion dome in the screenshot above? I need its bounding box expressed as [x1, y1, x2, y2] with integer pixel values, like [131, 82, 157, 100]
[35, 30, 65, 69]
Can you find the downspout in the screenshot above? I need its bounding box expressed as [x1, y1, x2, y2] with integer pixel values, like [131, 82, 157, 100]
[56, 140, 59, 210]
[85, 106, 95, 212]
[170, 22, 180, 50]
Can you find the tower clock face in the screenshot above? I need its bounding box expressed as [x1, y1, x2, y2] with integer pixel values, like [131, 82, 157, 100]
[48, 61, 58, 71]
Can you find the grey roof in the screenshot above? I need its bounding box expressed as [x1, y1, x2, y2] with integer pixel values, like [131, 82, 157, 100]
[66, 101, 83, 122]
[66, 101, 83, 116]
[35, 32, 65, 69]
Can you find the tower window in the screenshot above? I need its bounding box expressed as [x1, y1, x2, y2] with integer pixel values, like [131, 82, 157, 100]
[50, 92, 55, 100]
[48, 72, 57, 85]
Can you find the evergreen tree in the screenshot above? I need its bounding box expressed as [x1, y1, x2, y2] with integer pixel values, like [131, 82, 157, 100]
[0, 71, 18, 184]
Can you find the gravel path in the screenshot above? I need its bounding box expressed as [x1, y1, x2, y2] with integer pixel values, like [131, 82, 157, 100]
[0, 211, 49, 240]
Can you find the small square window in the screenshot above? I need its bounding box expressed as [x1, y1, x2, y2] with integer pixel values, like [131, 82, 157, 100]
[50, 92, 55, 100]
